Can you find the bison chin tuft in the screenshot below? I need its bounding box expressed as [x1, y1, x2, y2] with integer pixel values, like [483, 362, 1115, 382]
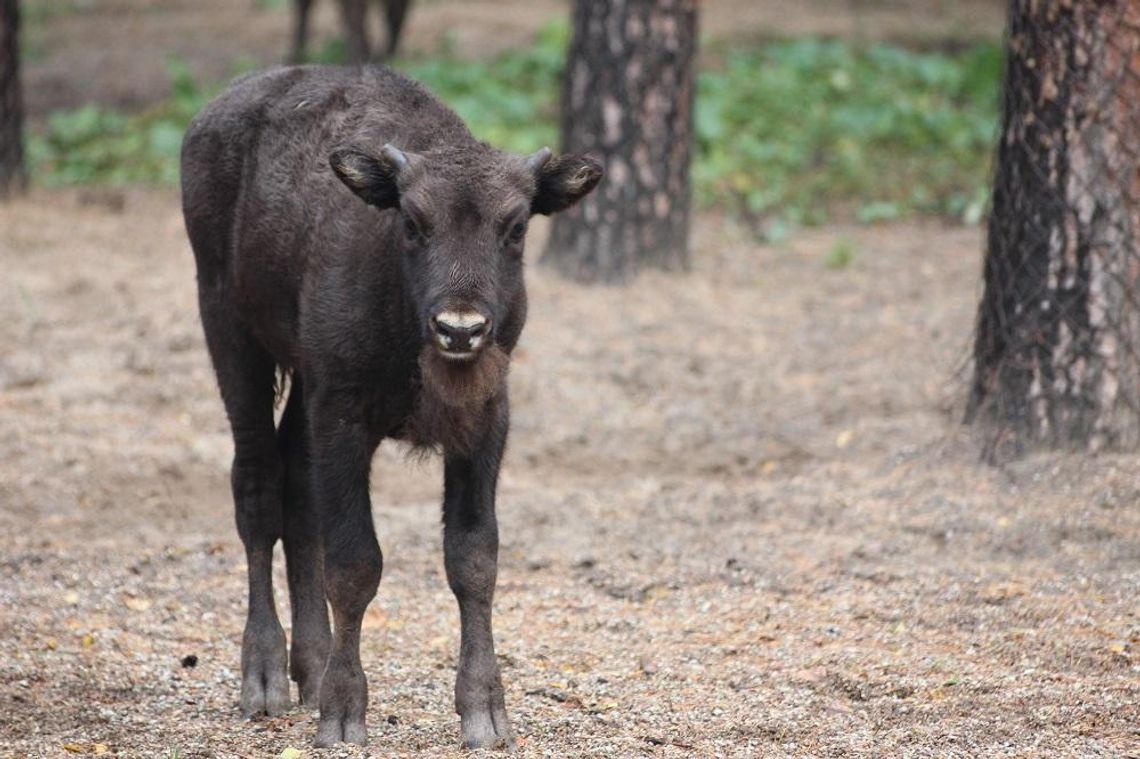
[419, 344, 510, 409]
[405, 344, 510, 455]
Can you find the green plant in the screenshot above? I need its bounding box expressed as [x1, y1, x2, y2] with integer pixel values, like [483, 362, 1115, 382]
[826, 237, 858, 270]
[28, 58, 218, 186]
[28, 28, 1002, 229]
[303, 38, 350, 65]
[695, 38, 1001, 227]
[24, 1, 92, 24]
[396, 21, 567, 154]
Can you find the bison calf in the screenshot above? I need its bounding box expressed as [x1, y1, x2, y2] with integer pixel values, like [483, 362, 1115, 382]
[180, 65, 601, 748]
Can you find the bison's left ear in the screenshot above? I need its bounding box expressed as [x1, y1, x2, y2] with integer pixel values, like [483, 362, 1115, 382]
[528, 148, 604, 216]
[329, 144, 413, 209]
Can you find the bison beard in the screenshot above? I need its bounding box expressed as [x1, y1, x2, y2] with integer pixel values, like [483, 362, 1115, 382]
[406, 344, 510, 454]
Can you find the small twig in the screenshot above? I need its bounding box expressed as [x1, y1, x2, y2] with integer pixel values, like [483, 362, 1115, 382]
[642, 735, 696, 750]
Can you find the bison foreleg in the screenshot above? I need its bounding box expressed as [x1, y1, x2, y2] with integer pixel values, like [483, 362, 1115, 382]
[310, 392, 381, 747]
[442, 396, 515, 750]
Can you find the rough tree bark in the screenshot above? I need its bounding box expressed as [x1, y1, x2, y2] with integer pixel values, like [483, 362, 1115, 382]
[0, 0, 26, 198]
[542, 0, 697, 283]
[967, 0, 1140, 458]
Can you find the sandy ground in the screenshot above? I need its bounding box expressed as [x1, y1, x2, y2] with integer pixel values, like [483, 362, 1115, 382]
[1, 189, 1138, 758]
[6, 1, 1139, 757]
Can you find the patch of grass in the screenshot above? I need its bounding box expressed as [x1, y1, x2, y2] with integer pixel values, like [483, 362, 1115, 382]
[412, 30, 1002, 226]
[396, 22, 567, 154]
[696, 39, 1001, 228]
[826, 237, 858, 270]
[27, 26, 1001, 228]
[303, 38, 351, 65]
[24, 1, 93, 24]
[28, 60, 220, 186]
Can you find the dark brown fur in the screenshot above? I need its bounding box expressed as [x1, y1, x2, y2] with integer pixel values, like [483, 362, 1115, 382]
[403, 344, 509, 454]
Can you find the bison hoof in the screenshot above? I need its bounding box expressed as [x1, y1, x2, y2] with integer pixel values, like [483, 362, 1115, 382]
[290, 650, 326, 710]
[239, 662, 291, 718]
[314, 714, 368, 747]
[460, 709, 515, 751]
[313, 657, 368, 746]
[297, 676, 323, 711]
[239, 624, 291, 718]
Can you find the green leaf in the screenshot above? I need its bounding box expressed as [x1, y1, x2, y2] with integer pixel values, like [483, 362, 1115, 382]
[855, 202, 903, 223]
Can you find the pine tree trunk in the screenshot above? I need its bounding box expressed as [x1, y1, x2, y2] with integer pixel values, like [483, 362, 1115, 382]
[542, 0, 697, 283]
[0, 0, 26, 198]
[967, 0, 1140, 458]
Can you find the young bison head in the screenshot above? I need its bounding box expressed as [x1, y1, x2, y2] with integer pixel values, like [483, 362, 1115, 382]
[329, 141, 602, 413]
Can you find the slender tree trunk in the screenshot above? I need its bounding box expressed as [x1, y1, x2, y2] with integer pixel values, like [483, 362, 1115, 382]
[967, 0, 1140, 458]
[0, 0, 26, 198]
[543, 0, 697, 283]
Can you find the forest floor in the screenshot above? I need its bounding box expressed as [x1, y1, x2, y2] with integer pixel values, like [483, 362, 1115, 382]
[5, 1, 1139, 758]
[2, 190, 1138, 758]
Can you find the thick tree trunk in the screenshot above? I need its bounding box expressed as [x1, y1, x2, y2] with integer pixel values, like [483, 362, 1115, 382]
[967, 0, 1140, 458]
[543, 0, 697, 283]
[0, 0, 26, 198]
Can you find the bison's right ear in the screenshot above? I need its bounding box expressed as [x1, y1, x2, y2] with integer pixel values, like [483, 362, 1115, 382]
[329, 144, 411, 209]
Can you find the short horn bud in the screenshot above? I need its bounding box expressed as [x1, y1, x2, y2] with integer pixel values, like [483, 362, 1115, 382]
[526, 146, 553, 174]
[381, 143, 410, 172]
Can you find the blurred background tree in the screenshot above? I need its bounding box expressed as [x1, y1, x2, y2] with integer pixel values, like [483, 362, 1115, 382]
[542, 0, 698, 284]
[966, 0, 1140, 458]
[0, 0, 25, 198]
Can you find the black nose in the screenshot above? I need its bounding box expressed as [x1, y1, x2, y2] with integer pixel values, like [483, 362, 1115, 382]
[430, 311, 491, 355]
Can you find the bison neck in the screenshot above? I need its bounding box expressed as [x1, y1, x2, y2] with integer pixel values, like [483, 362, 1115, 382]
[399, 345, 510, 455]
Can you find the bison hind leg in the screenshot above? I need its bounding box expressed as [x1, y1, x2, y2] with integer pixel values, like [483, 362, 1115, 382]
[196, 285, 292, 719]
[279, 377, 331, 707]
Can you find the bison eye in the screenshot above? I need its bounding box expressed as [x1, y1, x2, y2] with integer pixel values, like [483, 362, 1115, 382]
[403, 216, 425, 243]
[507, 221, 527, 244]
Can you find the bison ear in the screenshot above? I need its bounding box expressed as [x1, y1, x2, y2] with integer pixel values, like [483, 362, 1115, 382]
[329, 144, 411, 209]
[530, 150, 604, 216]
